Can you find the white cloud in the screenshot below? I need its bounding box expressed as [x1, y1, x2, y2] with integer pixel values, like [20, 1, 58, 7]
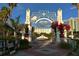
[70, 6, 76, 10]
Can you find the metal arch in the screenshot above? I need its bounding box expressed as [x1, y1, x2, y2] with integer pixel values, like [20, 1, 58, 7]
[35, 18, 53, 24]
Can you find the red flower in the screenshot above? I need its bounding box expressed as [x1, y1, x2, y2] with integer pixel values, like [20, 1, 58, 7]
[51, 21, 70, 38]
[58, 23, 64, 31]
[64, 24, 70, 31]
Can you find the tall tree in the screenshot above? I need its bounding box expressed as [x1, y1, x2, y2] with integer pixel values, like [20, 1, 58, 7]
[0, 3, 17, 38]
[0, 6, 10, 22]
[8, 3, 17, 16]
[0, 3, 17, 22]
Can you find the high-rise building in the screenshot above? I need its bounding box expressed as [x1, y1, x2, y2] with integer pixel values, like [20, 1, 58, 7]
[57, 8, 63, 25]
[68, 17, 75, 31]
[68, 18, 79, 32]
[75, 18, 79, 31]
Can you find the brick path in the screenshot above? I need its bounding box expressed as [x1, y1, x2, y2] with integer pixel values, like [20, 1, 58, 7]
[13, 40, 71, 56]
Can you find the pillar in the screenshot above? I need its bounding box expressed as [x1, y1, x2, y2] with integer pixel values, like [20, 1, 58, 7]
[25, 8, 32, 42]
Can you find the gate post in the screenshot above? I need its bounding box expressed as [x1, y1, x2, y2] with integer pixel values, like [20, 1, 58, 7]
[25, 8, 32, 42]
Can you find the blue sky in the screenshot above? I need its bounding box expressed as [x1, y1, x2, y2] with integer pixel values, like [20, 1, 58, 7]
[0, 3, 78, 24]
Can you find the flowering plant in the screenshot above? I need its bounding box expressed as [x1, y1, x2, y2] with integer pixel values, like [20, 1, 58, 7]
[51, 21, 70, 38]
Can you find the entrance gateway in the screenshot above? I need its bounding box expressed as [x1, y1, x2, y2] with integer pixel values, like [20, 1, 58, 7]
[25, 8, 56, 42]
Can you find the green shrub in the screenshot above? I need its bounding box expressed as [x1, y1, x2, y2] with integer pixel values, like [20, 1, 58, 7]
[19, 39, 31, 49]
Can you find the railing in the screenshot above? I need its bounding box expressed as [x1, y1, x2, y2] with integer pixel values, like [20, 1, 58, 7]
[67, 38, 79, 49]
[0, 40, 19, 56]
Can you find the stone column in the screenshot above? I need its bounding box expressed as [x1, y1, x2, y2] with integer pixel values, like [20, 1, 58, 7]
[25, 8, 32, 42]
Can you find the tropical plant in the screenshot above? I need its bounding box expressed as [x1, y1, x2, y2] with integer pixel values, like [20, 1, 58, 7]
[51, 21, 70, 38]
[0, 3, 17, 40]
[0, 6, 10, 22]
[11, 16, 20, 29]
[8, 3, 17, 16]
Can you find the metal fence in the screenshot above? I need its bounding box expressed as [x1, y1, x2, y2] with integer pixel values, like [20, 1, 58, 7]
[67, 38, 79, 49]
[0, 40, 19, 56]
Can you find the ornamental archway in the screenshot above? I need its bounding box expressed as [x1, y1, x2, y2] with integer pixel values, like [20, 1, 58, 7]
[30, 10, 56, 42]
[25, 9, 56, 43]
[32, 17, 55, 41]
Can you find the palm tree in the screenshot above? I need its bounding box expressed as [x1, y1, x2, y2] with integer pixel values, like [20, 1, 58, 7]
[9, 3, 17, 9]
[11, 16, 20, 30]
[10, 16, 21, 38]
[0, 6, 10, 39]
[8, 3, 17, 16]
[0, 6, 10, 22]
[0, 3, 17, 38]
[0, 3, 17, 23]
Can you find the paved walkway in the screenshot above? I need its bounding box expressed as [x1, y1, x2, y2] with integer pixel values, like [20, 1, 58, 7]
[13, 40, 71, 56]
